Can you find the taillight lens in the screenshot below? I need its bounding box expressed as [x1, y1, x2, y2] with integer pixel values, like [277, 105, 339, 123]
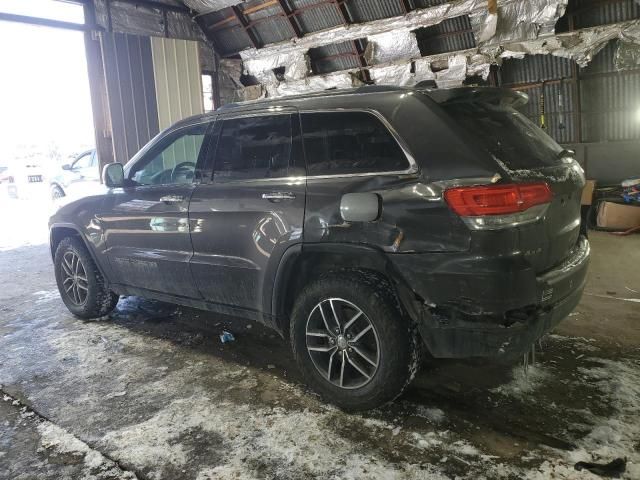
[444, 183, 553, 217]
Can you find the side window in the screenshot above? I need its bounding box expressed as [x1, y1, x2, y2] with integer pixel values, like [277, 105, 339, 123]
[214, 115, 292, 181]
[130, 123, 207, 186]
[301, 111, 409, 176]
[73, 152, 93, 170]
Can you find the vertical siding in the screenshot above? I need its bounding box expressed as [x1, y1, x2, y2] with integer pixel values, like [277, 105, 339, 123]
[502, 55, 574, 84]
[580, 42, 640, 142]
[101, 32, 159, 165]
[150, 37, 204, 130]
[150, 37, 204, 170]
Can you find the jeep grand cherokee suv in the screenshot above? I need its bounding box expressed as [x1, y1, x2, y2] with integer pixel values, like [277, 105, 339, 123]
[49, 86, 589, 411]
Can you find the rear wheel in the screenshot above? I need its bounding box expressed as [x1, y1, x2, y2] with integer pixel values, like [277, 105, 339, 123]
[290, 271, 420, 411]
[54, 237, 119, 319]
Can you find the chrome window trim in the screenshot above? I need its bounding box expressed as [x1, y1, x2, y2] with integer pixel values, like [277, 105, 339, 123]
[209, 108, 420, 184]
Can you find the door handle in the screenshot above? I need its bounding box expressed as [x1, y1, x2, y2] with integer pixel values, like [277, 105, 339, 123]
[262, 192, 296, 201]
[160, 195, 185, 204]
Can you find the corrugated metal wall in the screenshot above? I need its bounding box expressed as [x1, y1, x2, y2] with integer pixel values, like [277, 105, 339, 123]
[502, 41, 640, 146]
[150, 37, 204, 130]
[101, 32, 160, 165]
[98, 33, 204, 165]
[414, 15, 475, 56]
[581, 43, 640, 142]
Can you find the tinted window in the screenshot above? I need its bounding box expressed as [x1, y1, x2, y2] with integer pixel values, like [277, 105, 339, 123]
[301, 112, 409, 176]
[214, 115, 292, 180]
[441, 102, 563, 170]
[130, 123, 207, 186]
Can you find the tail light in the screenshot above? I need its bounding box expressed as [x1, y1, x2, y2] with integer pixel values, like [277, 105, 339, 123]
[444, 182, 553, 230]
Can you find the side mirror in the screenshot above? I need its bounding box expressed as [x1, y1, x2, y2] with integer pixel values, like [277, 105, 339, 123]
[62, 163, 72, 171]
[340, 193, 381, 222]
[103, 163, 124, 188]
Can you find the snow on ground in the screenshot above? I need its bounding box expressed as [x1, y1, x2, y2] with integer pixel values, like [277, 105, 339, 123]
[1, 391, 136, 480]
[488, 344, 640, 479]
[490, 364, 551, 398]
[1, 283, 639, 479]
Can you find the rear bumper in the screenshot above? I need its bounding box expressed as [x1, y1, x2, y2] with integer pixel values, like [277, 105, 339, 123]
[391, 236, 590, 359]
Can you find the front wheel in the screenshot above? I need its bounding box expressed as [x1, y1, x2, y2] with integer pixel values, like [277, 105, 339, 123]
[290, 271, 420, 411]
[54, 236, 119, 319]
[51, 184, 65, 201]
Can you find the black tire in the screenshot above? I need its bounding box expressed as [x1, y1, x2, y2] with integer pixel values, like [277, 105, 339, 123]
[54, 236, 119, 319]
[290, 270, 420, 411]
[51, 184, 65, 201]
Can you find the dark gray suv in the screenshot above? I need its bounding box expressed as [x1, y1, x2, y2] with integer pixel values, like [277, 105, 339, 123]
[49, 86, 590, 410]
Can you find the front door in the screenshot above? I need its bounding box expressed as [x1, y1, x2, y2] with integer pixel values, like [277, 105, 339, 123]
[100, 121, 212, 299]
[189, 112, 306, 314]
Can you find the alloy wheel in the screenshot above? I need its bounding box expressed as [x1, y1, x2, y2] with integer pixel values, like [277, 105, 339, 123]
[305, 298, 380, 389]
[60, 251, 89, 306]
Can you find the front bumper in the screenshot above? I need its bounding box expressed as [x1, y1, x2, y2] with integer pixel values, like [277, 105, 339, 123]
[393, 237, 590, 359]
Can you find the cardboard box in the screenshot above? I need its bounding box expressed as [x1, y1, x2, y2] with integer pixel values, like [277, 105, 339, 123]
[597, 201, 640, 230]
[581, 180, 596, 206]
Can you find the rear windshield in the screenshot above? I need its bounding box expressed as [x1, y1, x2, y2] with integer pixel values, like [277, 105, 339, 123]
[441, 102, 563, 170]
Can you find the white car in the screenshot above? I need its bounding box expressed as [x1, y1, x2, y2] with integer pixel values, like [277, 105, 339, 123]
[0, 161, 48, 200]
[50, 149, 104, 202]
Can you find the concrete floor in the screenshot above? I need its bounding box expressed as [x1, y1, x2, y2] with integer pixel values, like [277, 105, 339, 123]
[0, 224, 638, 479]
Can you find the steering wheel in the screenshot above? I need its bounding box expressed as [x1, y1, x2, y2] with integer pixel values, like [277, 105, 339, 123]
[170, 161, 196, 183]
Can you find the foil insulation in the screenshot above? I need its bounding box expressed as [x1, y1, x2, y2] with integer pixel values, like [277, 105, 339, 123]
[266, 72, 361, 97]
[470, 0, 568, 46]
[434, 55, 468, 88]
[218, 58, 244, 105]
[240, 0, 566, 65]
[167, 11, 208, 41]
[364, 31, 421, 65]
[615, 24, 640, 71]
[243, 52, 309, 84]
[183, 0, 247, 16]
[369, 64, 416, 86]
[238, 0, 571, 97]
[495, 20, 640, 67]
[94, 0, 204, 40]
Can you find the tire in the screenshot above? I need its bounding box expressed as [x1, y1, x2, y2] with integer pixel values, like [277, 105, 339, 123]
[54, 236, 119, 319]
[290, 270, 420, 411]
[51, 185, 65, 201]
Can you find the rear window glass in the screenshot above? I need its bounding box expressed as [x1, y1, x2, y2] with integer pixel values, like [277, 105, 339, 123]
[301, 111, 409, 176]
[441, 102, 563, 170]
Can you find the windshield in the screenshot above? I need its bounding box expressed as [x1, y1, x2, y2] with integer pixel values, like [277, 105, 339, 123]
[441, 101, 564, 170]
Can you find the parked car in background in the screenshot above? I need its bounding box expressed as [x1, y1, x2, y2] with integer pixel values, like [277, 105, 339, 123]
[50, 149, 102, 201]
[0, 161, 48, 199]
[49, 86, 590, 411]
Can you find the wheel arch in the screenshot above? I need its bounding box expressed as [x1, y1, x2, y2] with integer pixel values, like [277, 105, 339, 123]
[50, 182, 66, 195]
[270, 243, 423, 336]
[49, 224, 109, 284]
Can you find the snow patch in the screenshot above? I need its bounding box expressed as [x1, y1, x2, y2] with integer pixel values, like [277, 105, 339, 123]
[33, 289, 60, 304]
[491, 364, 550, 398]
[103, 396, 452, 480]
[412, 405, 446, 424]
[37, 421, 136, 479]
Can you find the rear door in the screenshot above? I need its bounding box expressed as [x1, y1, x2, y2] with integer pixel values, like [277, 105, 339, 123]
[100, 121, 213, 298]
[189, 110, 306, 314]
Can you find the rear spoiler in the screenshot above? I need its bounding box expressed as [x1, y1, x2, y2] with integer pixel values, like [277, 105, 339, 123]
[422, 87, 529, 108]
